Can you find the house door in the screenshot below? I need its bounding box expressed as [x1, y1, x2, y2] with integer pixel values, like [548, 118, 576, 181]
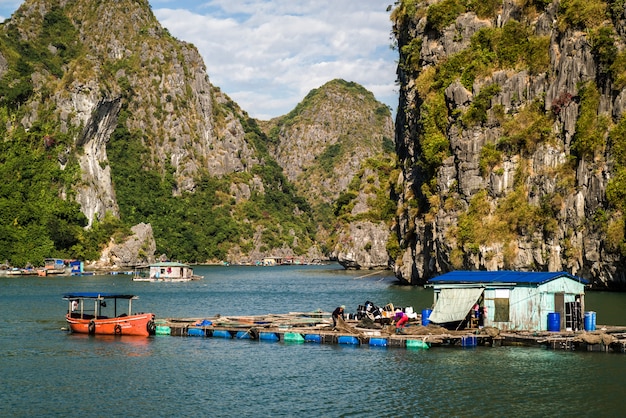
[554, 292, 565, 330]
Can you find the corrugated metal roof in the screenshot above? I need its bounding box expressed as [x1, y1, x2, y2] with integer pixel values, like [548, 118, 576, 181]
[427, 270, 588, 285]
[149, 262, 189, 267]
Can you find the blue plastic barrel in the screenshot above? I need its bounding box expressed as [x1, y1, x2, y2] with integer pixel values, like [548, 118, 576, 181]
[259, 332, 279, 341]
[337, 336, 360, 345]
[584, 311, 596, 331]
[547, 312, 560, 332]
[462, 335, 477, 347]
[212, 330, 232, 338]
[369, 337, 388, 347]
[304, 334, 321, 343]
[236, 331, 251, 339]
[187, 328, 205, 337]
[421, 309, 432, 326]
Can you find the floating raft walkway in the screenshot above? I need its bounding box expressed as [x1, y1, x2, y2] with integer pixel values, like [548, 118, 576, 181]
[153, 312, 626, 352]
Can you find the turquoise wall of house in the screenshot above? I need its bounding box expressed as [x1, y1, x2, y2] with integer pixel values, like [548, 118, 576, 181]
[480, 277, 585, 331]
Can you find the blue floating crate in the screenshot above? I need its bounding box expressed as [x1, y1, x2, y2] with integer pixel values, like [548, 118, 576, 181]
[212, 330, 232, 339]
[369, 337, 388, 347]
[337, 336, 360, 345]
[259, 332, 279, 342]
[304, 334, 322, 343]
[187, 328, 205, 337]
[462, 335, 477, 347]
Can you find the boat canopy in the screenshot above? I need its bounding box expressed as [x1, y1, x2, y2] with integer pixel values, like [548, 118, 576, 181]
[427, 288, 484, 324]
[63, 293, 138, 300]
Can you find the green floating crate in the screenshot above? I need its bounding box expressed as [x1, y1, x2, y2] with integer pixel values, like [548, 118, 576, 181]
[283, 332, 304, 343]
[155, 325, 171, 336]
[406, 339, 429, 349]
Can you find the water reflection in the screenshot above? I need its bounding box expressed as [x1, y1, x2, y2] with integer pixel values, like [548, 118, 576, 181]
[65, 333, 154, 357]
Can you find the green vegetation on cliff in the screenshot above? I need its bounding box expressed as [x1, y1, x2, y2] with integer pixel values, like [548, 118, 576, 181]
[0, 0, 321, 266]
[0, 5, 113, 266]
[264, 79, 395, 255]
[392, 0, 626, 284]
[0, 6, 82, 109]
[0, 0, 396, 269]
[0, 116, 136, 266]
[107, 101, 316, 263]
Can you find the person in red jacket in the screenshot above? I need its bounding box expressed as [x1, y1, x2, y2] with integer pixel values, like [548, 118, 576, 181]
[395, 309, 409, 332]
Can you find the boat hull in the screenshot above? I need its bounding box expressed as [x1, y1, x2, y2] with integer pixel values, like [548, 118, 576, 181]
[66, 313, 155, 337]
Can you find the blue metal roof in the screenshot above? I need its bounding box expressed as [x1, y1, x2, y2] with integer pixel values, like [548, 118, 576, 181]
[149, 262, 189, 267]
[63, 293, 138, 299]
[427, 270, 588, 285]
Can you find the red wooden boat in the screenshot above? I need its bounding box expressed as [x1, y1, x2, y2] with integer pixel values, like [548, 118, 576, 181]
[64, 293, 155, 337]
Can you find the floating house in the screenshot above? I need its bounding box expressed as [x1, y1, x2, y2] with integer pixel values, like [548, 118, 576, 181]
[262, 257, 283, 266]
[426, 271, 588, 332]
[39, 258, 67, 275]
[70, 260, 83, 274]
[149, 262, 198, 281]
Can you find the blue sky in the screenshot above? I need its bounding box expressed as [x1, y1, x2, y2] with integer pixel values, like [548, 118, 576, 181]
[0, 1, 398, 120]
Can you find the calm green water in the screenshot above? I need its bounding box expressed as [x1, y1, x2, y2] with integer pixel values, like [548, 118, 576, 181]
[1, 264, 625, 417]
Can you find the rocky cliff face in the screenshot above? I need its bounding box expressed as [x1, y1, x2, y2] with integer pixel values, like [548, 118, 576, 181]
[4, 0, 257, 223]
[266, 79, 394, 204]
[97, 222, 156, 269]
[263, 80, 396, 269]
[392, 0, 626, 288]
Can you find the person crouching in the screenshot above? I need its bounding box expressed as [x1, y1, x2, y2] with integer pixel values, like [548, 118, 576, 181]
[394, 309, 409, 333]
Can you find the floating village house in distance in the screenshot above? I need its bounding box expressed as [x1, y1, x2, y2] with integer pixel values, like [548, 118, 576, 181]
[425, 271, 588, 332]
[149, 262, 195, 280]
[38, 258, 67, 276]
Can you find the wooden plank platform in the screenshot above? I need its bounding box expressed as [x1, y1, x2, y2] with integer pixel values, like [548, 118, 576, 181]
[157, 312, 488, 349]
[152, 313, 626, 353]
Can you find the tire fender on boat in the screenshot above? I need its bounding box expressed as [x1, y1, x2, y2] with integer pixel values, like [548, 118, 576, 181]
[88, 320, 96, 335]
[147, 319, 156, 335]
[114, 324, 122, 335]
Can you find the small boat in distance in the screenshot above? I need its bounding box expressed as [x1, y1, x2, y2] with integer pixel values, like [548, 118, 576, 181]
[64, 293, 155, 337]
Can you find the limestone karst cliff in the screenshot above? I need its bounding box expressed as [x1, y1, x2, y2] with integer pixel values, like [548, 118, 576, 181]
[391, 0, 626, 289]
[0, 0, 271, 266]
[6, 0, 256, 210]
[262, 80, 396, 269]
[0, 0, 395, 268]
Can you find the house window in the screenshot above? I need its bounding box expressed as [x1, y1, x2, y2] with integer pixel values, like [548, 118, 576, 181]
[494, 289, 510, 322]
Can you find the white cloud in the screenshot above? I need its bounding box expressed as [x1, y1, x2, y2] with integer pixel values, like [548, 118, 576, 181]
[154, 0, 398, 120]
